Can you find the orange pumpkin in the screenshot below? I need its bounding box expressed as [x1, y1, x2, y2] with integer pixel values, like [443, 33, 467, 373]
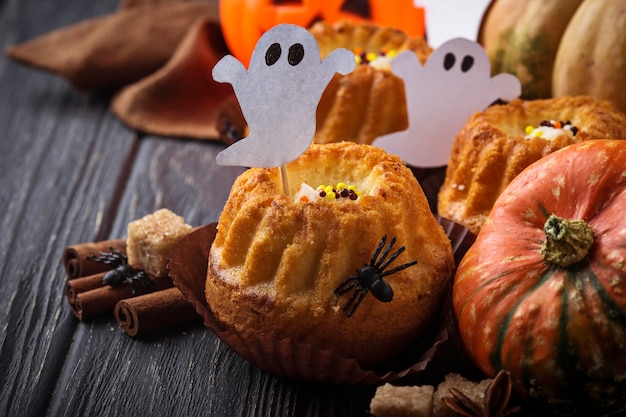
[453, 139, 626, 415]
[219, 0, 425, 67]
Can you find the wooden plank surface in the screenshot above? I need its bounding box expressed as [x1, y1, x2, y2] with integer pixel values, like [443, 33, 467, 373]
[0, 0, 375, 416]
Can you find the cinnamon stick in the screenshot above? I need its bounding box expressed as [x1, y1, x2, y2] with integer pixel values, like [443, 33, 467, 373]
[68, 276, 173, 321]
[62, 236, 199, 334]
[114, 287, 200, 336]
[62, 239, 126, 279]
[66, 272, 107, 307]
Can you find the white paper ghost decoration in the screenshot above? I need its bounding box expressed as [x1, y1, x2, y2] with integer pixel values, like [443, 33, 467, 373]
[415, 0, 491, 47]
[372, 38, 521, 168]
[212, 24, 355, 168]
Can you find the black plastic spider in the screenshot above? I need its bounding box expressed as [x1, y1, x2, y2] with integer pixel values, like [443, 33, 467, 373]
[334, 235, 418, 317]
[87, 248, 155, 295]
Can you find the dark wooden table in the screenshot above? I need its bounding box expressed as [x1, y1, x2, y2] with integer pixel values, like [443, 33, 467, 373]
[0, 1, 379, 415]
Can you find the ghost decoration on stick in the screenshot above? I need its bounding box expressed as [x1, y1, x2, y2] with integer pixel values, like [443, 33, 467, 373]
[372, 38, 521, 168]
[212, 24, 355, 172]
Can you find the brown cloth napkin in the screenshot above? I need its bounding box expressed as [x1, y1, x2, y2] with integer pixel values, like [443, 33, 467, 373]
[6, 0, 228, 140]
[6, 2, 220, 91]
[110, 18, 232, 140]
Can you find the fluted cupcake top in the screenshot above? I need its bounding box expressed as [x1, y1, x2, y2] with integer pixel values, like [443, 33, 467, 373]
[206, 141, 454, 367]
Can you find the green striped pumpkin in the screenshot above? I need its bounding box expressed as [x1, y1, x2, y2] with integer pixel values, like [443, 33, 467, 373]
[453, 140, 626, 413]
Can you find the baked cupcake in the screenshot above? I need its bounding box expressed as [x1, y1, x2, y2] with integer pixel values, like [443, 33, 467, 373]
[438, 96, 626, 234]
[205, 142, 454, 369]
[310, 20, 432, 145]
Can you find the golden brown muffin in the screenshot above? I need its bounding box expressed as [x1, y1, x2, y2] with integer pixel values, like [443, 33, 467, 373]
[310, 21, 432, 145]
[205, 142, 454, 369]
[438, 96, 626, 234]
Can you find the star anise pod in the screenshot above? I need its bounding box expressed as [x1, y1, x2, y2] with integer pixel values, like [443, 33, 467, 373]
[443, 370, 522, 417]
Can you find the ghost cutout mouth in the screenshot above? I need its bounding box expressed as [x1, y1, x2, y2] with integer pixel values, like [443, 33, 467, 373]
[212, 24, 355, 168]
[372, 37, 521, 168]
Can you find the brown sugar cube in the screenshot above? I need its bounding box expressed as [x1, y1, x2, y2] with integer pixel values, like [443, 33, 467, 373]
[370, 383, 435, 417]
[432, 373, 492, 417]
[126, 208, 193, 278]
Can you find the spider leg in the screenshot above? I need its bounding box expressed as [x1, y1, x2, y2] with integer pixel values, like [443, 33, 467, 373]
[87, 247, 128, 266]
[343, 287, 361, 311]
[125, 271, 155, 296]
[345, 286, 370, 317]
[378, 245, 406, 272]
[109, 249, 128, 262]
[104, 255, 122, 265]
[374, 236, 398, 269]
[334, 275, 359, 295]
[137, 271, 155, 290]
[381, 259, 418, 277]
[370, 235, 387, 266]
[124, 276, 138, 296]
[87, 253, 116, 265]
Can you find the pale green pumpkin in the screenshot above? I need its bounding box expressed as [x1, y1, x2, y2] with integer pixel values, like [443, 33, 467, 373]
[478, 0, 584, 99]
[552, 0, 626, 114]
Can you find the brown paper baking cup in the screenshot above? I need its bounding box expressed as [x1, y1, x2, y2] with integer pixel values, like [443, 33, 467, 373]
[168, 216, 475, 386]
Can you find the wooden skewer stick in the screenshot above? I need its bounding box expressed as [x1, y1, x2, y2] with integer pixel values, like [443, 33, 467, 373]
[279, 164, 290, 197]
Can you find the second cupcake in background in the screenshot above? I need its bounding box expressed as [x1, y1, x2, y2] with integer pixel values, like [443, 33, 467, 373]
[438, 95, 626, 234]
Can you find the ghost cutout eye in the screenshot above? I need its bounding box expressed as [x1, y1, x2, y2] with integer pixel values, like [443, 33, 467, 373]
[461, 55, 474, 72]
[266, 43, 282, 66]
[288, 43, 305, 66]
[443, 52, 455, 71]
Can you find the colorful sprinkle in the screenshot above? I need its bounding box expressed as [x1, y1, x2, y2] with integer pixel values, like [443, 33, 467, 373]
[294, 182, 362, 203]
[353, 48, 398, 66]
[316, 183, 361, 201]
[365, 52, 378, 63]
[524, 120, 580, 140]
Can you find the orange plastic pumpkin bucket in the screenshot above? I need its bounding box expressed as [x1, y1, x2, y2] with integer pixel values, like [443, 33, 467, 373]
[219, 0, 426, 67]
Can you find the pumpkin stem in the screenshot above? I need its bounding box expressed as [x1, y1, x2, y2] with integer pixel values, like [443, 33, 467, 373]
[541, 214, 595, 267]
